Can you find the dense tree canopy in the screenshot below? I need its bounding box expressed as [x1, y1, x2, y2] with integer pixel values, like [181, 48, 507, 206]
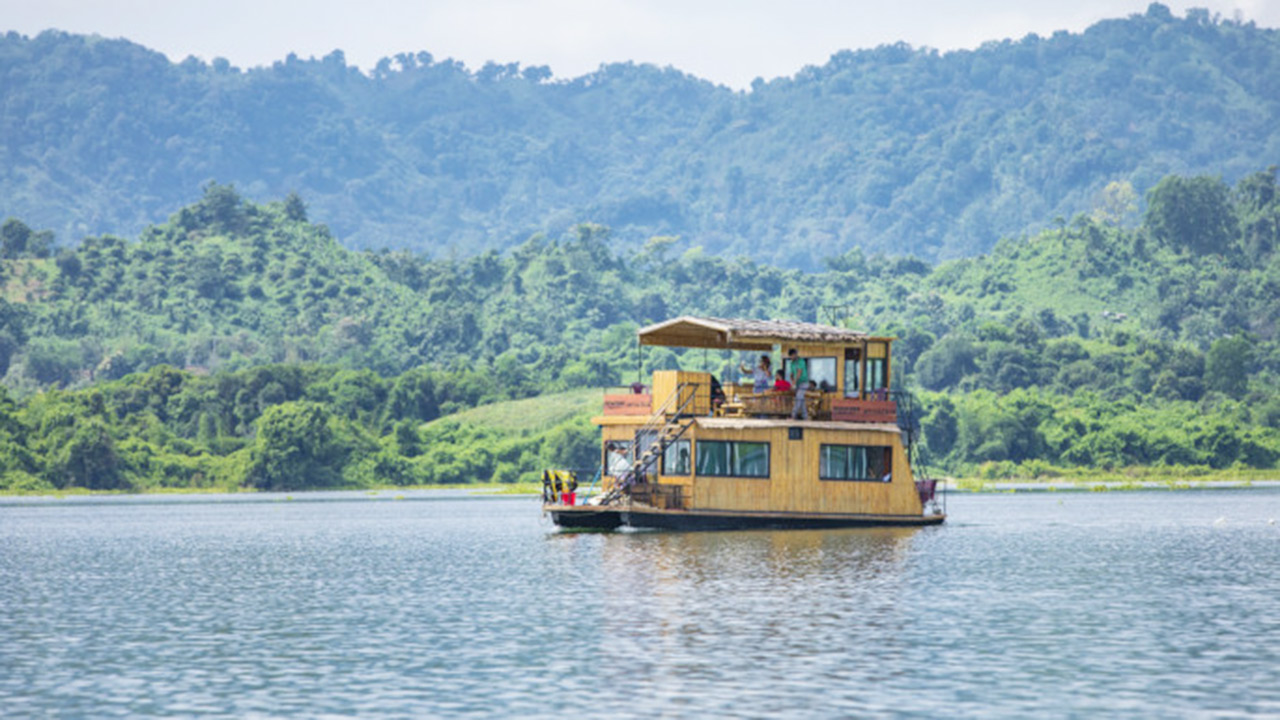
[1145, 175, 1235, 255]
[3, 5, 1280, 267]
[0, 163, 1278, 490]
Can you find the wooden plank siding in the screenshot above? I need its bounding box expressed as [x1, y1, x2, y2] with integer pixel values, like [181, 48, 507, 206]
[674, 420, 922, 517]
[651, 370, 712, 416]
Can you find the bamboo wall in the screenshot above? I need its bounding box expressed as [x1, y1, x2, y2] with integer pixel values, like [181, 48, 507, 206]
[678, 423, 922, 517]
[651, 370, 712, 415]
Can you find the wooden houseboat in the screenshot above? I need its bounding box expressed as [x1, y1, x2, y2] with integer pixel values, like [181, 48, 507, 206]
[545, 316, 945, 530]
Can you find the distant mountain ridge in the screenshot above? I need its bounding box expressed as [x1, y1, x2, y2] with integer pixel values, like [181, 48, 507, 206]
[2, 3, 1279, 267]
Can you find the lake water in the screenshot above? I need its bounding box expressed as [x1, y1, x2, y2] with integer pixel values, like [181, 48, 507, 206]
[3, 488, 1279, 718]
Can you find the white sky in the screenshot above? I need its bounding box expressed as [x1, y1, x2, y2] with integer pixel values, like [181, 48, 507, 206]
[4, 0, 1279, 88]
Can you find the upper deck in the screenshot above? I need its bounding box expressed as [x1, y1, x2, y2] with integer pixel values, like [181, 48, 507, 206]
[597, 316, 898, 425]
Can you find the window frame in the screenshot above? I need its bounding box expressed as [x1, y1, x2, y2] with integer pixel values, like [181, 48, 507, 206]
[866, 358, 888, 391]
[695, 439, 771, 479]
[808, 356, 838, 392]
[844, 348, 862, 398]
[818, 443, 893, 482]
[662, 439, 692, 476]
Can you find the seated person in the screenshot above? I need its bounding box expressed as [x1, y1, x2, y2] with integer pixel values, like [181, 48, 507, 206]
[709, 376, 726, 411]
[772, 370, 792, 392]
[608, 443, 631, 477]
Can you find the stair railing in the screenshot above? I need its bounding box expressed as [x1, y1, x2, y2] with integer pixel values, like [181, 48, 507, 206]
[599, 382, 700, 506]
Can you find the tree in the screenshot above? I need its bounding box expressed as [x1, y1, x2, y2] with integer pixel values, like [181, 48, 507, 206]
[540, 418, 598, 471]
[1234, 167, 1279, 257]
[54, 248, 82, 280]
[382, 368, 439, 426]
[1205, 336, 1254, 398]
[980, 345, 1038, 392]
[915, 335, 980, 390]
[194, 182, 246, 233]
[1092, 180, 1138, 227]
[922, 397, 958, 458]
[53, 419, 126, 490]
[1, 219, 31, 258]
[1145, 175, 1235, 255]
[245, 401, 351, 490]
[283, 191, 308, 223]
[391, 420, 422, 457]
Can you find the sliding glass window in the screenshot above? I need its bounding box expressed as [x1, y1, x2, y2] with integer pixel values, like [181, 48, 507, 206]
[696, 440, 770, 478]
[663, 440, 692, 476]
[819, 444, 892, 482]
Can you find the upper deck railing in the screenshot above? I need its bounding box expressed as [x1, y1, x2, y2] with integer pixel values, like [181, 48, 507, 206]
[602, 374, 905, 425]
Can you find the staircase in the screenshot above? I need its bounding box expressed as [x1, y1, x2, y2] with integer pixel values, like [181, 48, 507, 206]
[596, 383, 699, 507]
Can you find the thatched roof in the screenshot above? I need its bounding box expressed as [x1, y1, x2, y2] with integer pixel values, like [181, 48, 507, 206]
[637, 316, 877, 350]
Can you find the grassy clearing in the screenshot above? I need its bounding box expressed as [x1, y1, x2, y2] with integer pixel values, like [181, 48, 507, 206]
[426, 387, 603, 433]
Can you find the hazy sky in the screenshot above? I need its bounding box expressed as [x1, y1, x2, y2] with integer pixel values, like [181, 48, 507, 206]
[4, 0, 1279, 88]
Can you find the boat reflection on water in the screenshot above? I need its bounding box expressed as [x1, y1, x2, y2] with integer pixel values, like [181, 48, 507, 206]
[562, 527, 927, 701]
[599, 527, 920, 590]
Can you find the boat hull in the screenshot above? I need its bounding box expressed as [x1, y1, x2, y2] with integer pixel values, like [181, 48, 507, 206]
[548, 504, 944, 531]
[547, 505, 624, 530]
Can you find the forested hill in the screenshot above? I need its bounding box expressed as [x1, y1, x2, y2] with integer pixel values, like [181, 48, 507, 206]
[2, 168, 1278, 392]
[3, 4, 1280, 268]
[0, 166, 1278, 493]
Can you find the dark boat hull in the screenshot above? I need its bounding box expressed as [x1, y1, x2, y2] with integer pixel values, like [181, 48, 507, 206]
[548, 506, 624, 530]
[548, 505, 944, 531]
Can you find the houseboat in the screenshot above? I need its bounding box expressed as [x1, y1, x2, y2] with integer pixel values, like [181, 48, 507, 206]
[544, 316, 945, 530]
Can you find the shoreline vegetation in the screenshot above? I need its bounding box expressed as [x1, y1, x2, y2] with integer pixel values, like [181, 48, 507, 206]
[0, 168, 1278, 494]
[4, 473, 1279, 500]
[3, 11, 1280, 498]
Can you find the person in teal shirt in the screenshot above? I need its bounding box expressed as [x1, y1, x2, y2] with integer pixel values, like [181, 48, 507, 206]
[788, 348, 809, 419]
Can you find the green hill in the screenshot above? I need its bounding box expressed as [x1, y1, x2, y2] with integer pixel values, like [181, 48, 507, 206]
[3, 4, 1280, 267]
[1, 164, 1278, 493]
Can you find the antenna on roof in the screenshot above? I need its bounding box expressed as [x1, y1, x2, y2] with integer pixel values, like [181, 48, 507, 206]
[820, 304, 857, 329]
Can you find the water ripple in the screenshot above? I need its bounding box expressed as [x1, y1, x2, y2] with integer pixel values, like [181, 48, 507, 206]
[3, 489, 1279, 717]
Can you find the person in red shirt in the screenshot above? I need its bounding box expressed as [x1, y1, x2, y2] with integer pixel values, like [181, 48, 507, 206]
[772, 370, 792, 392]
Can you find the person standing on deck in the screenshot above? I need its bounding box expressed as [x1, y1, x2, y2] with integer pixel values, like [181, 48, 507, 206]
[788, 348, 809, 419]
[740, 354, 772, 394]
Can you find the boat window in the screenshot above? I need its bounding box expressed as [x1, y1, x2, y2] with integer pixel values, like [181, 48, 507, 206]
[865, 342, 889, 394]
[783, 357, 837, 392]
[819, 444, 892, 482]
[866, 358, 887, 393]
[844, 348, 861, 398]
[663, 440, 691, 476]
[605, 440, 632, 477]
[696, 440, 770, 478]
[809, 357, 837, 392]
